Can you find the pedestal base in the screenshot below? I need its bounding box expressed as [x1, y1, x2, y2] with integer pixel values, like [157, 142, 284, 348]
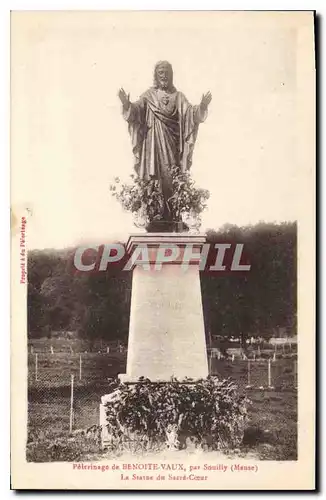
[118, 374, 204, 384]
[119, 233, 209, 382]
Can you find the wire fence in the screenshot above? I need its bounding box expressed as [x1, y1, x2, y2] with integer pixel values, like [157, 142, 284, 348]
[28, 352, 126, 386]
[27, 349, 297, 443]
[209, 357, 297, 391]
[28, 379, 106, 441]
[27, 351, 126, 440]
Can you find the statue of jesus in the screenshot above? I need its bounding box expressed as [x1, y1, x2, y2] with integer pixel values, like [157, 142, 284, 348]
[118, 61, 212, 220]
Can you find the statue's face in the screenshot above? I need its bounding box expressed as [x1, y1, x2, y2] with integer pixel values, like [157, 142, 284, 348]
[156, 64, 171, 90]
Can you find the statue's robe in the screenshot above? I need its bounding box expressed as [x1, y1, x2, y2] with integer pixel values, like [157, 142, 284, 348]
[123, 87, 207, 219]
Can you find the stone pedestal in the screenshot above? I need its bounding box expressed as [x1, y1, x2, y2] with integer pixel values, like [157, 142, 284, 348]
[119, 232, 208, 382]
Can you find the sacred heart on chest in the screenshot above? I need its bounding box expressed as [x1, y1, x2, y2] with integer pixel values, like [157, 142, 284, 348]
[161, 95, 170, 105]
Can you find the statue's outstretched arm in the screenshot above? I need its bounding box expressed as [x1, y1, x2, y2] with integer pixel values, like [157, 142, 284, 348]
[200, 91, 212, 111]
[194, 91, 212, 123]
[181, 91, 212, 124]
[118, 87, 145, 124]
[118, 87, 130, 109]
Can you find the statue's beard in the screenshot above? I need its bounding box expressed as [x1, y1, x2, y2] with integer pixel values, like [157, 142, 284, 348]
[158, 79, 169, 90]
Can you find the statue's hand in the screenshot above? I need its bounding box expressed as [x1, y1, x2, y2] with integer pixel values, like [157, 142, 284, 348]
[200, 91, 212, 110]
[118, 87, 130, 108]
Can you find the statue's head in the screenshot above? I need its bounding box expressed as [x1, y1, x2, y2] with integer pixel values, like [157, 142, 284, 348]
[153, 61, 175, 91]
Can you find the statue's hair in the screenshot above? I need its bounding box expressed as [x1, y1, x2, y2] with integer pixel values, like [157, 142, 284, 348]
[153, 61, 176, 91]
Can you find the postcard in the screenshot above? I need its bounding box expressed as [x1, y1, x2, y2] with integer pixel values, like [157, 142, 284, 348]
[11, 10, 315, 490]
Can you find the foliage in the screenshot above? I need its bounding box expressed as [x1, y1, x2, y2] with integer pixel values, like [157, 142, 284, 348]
[104, 377, 249, 451]
[110, 175, 164, 221]
[109, 169, 210, 222]
[27, 436, 83, 462]
[168, 165, 210, 218]
[26, 427, 102, 462]
[201, 222, 297, 345]
[27, 249, 131, 341]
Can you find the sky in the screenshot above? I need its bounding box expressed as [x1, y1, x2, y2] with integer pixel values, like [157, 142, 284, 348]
[11, 11, 314, 249]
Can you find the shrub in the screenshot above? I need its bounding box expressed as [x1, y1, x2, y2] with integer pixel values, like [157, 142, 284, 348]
[110, 176, 164, 221]
[168, 165, 210, 219]
[27, 437, 83, 462]
[104, 377, 249, 452]
[110, 169, 210, 223]
[27, 426, 102, 463]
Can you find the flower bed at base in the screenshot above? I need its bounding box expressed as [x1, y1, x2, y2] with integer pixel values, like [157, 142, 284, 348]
[110, 167, 210, 226]
[103, 377, 250, 453]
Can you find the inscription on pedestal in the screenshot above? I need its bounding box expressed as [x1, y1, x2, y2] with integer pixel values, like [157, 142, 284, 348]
[120, 234, 209, 383]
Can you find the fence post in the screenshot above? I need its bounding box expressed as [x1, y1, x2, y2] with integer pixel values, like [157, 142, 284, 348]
[268, 358, 271, 386]
[79, 354, 82, 381]
[107, 346, 110, 354]
[50, 345, 54, 355]
[268, 358, 274, 389]
[69, 375, 74, 433]
[232, 354, 235, 363]
[246, 359, 251, 388]
[208, 351, 212, 374]
[35, 353, 38, 382]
